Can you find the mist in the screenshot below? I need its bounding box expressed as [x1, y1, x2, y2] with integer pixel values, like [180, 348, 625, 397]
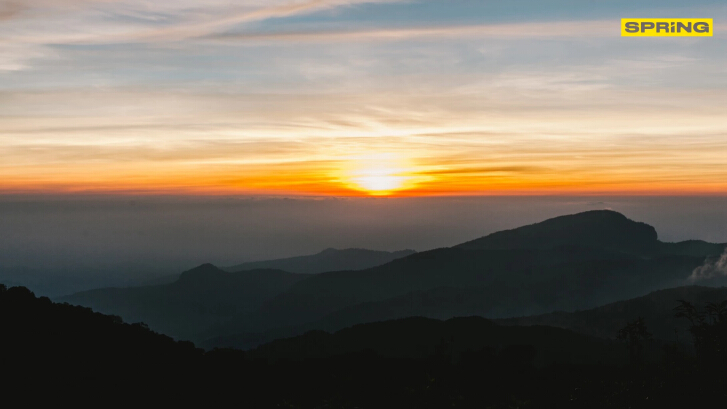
[690, 248, 727, 282]
[1, 195, 726, 296]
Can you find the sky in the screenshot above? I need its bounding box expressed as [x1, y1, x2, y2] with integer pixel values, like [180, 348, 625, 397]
[1, 0, 726, 196]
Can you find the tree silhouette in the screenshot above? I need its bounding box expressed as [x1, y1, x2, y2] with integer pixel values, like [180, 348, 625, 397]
[674, 299, 727, 367]
[617, 317, 652, 365]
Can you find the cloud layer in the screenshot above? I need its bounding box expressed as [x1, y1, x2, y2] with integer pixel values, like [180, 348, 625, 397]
[1, 0, 726, 195]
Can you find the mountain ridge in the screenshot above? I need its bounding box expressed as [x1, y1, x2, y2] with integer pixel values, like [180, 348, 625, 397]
[223, 247, 416, 274]
[62, 210, 725, 344]
[497, 285, 727, 342]
[60, 264, 308, 340]
[456, 210, 658, 255]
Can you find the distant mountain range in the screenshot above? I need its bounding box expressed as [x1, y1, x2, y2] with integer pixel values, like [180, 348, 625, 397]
[60, 265, 307, 340]
[0, 263, 185, 298]
[139, 248, 416, 286]
[224, 248, 416, 274]
[59, 248, 415, 339]
[61, 210, 726, 346]
[207, 211, 724, 346]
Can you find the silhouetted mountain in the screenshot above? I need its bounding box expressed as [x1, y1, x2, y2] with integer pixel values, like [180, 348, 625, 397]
[1, 284, 209, 402]
[203, 211, 725, 345]
[1, 284, 201, 356]
[456, 210, 659, 255]
[498, 285, 727, 343]
[205, 253, 703, 350]
[225, 248, 416, 274]
[0, 262, 183, 298]
[59, 264, 307, 340]
[139, 248, 417, 285]
[6, 283, 727, 407]
[658, 240, 726, 258]
[62, 210, 725, 345]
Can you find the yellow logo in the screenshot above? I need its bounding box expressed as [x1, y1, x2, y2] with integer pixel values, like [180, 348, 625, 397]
[621, 18, 713, 37]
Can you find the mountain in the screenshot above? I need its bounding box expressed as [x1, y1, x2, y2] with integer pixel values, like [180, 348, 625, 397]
[224, 248, 416, 274]
[61, 210, 724, 345]
[8, 282, 727, 408]
[456, 210, 659, 255]
[1, 284, 201, 358]
[205, 254, 704, 350]
[140, 248, 417, 285]
[209, 211, 722, 344]
[0, 284, 642, 406]
[59, 264, 307, 340]
[498, 285, 727, 343]
[658, 240, 726, 258]
[0, 263, 184, 298]
[1, 284, 208, 401]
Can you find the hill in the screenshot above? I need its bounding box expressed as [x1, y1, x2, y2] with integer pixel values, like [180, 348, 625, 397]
[456, 210, 659, 255]
[224, 248, 416, 274]
[498, 285, 727, 342]
[205, 254, 703, 350]
[139, 247, 416, 285]
[246, 315, 625, 366]
[214, 211, 717, 340]
[0, 284, 209, 402]
[63, 210, 725, 344]
[658, 240, 726, 258]
[6, 283, 727, 407]
[59, 264, 307, 340]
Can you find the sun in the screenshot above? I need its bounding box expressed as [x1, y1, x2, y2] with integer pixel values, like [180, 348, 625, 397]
[342, 153, 412, 195]
[353, 174, 406, 195]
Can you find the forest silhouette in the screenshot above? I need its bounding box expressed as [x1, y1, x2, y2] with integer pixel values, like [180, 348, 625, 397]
[4, 282, 727, 407]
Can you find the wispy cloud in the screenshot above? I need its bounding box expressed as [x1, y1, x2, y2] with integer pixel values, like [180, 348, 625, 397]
[1, 0, 406, 43]
[0, 0, 407, 69]
[206, 20, 617, 44]
[0, 2, 24, 21]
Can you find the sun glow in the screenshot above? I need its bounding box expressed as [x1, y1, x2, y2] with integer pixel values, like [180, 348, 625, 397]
[354, 174, 406, 194]
[343, 153, 413, 195]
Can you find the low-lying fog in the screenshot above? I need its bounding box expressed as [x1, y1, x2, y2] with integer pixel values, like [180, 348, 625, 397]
[1, 195, 726, 296]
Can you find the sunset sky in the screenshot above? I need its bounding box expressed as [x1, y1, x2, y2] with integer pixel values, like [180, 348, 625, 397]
[2, 0, 726, 196]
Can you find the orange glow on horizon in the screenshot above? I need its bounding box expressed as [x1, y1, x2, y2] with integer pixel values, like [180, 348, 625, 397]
[2, 167, 727, 197]
[2, 145, 726, 197]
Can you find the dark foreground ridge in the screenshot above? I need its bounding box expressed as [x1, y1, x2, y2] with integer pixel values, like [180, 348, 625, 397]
[499, 285, 727, 341]
[5, 283, 727, 407]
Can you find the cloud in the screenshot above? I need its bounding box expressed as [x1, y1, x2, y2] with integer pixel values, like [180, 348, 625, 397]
[0, 0, 405, 44]
[2, 1, 727, 195]
[0, 2, 25, 21]
[207, 20, 617, 44]
[0, 0, 407, 69]
[101, 0, 407, 43]
[0, 43, 56, 71]
[689, 248, 727, 281]
[420, 166, 548, 176]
